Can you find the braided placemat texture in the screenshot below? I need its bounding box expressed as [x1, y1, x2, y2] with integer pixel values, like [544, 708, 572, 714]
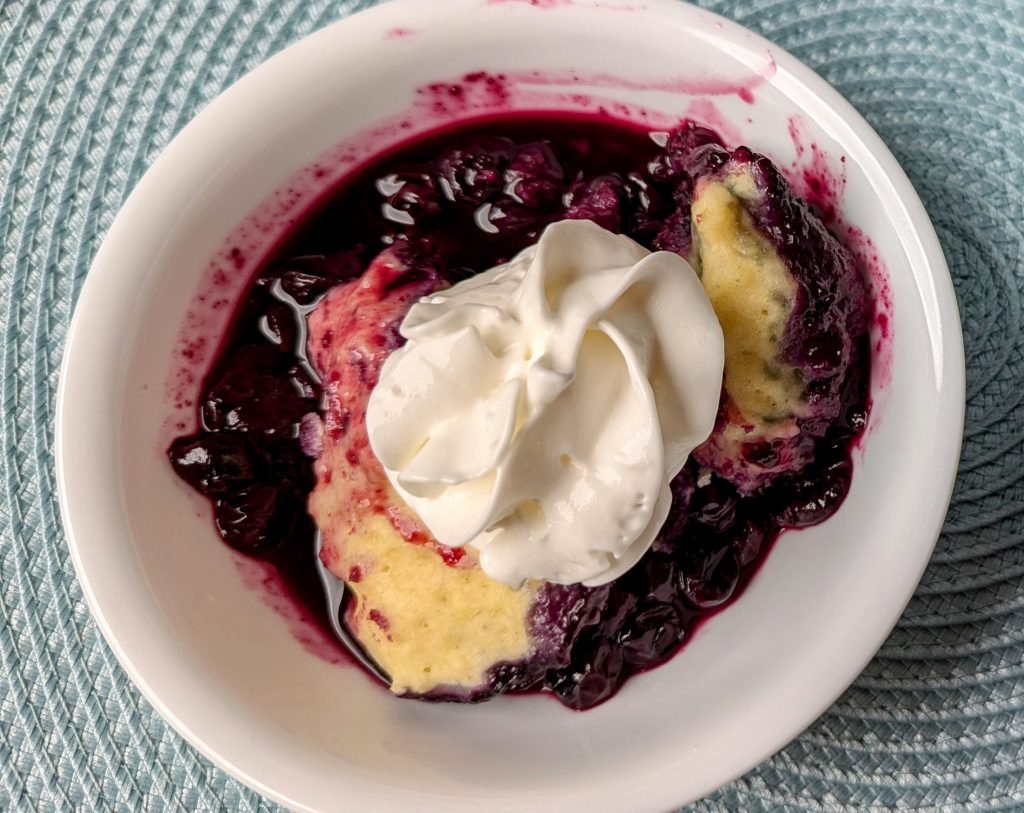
[1, 0, 1021, 809]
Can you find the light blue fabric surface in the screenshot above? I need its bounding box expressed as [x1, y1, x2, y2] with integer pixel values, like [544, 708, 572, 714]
[1, 0, 1021, 809]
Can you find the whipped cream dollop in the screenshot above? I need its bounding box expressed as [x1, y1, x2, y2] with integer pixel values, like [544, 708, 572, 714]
[366, 219, 724, 587]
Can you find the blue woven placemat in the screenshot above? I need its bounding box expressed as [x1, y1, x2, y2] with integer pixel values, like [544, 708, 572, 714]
[1, 0, 1021, 809]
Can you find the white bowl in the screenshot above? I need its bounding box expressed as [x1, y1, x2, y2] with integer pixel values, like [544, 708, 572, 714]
[56, 1, 965, 810]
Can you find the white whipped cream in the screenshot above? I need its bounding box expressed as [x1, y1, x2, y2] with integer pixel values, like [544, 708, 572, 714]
[366, 219, 724, 587]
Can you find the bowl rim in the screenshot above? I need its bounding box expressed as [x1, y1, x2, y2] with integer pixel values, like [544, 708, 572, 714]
[55, 0, 966, 810]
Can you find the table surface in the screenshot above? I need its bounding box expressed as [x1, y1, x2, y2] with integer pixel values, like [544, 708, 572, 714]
[1, 0, 1022, 810]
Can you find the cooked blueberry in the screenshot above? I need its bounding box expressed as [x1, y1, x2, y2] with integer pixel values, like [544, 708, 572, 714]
[642, 555, 679, 603]
[620, 604, 683, 667]
[620, 173, 669, 243]
[776, 456, 853, 527]
[565, 176, 624, 232]
[798, 328, 846, 377]
[692, 477, 738, 531]
[664, 122, 727, 178]
[484, 662, 541, 696]
[548, 639, 627, 709]
[259, 301, 298, 349]
[168, 433, 262, 497]
[378, 170, 444, 224]
[651, 207, 692, 255]
[652, 467, 696, 552]
[202, 345, 315, 434]
[733, 519, 767, 567]
[474, 199, 540, 236]
[679, 544, 740, 610]
[214, 485, 302, 556]
[279, 271, 336, 305]
[600, 588, 640, 633]
[437, 138, 514, 204]
[504, 143, 563, 207]
[846, 403, 869, 434]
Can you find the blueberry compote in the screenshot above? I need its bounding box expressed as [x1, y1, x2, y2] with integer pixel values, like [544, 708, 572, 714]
[169, 112, 870, 710]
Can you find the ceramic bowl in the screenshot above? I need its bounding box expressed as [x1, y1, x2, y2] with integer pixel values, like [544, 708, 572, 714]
[56, 1, 964, 810]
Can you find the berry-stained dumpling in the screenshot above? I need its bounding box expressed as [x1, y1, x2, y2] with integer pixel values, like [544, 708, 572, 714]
[306, 248, 600, 700]
[680, 138, 868, 493]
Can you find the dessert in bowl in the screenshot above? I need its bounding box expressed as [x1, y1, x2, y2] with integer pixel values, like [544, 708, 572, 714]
[167, 116, 871, 706]
[56, 1, 964, 811]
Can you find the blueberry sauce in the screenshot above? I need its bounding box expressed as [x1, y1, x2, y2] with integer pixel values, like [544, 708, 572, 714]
[169, 112, 870, 710]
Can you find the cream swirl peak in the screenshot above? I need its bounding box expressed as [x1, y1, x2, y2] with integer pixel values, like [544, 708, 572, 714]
[366, 219, 725, 587]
